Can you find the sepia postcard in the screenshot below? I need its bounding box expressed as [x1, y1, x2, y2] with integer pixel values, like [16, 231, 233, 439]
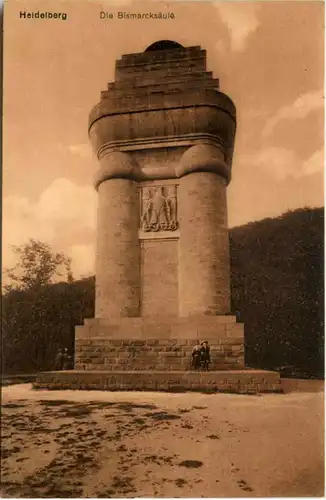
[1, 0, 324, 498]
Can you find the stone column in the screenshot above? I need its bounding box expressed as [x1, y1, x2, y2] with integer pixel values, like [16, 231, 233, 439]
[94, 152, 140, 318]
[177, 144, 231, 316]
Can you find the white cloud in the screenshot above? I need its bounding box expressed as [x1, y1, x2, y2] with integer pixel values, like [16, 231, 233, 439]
[263, 90, 324, 137]
[37, 178, 96, 228]
[214, 3, 260, 52]
[3, 178, 97, 279]
[248, 146, 324, 181]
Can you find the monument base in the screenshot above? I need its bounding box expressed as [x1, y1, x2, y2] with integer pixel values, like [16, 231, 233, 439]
[33, 369, 282, 394]
[37, 316, 283, 394]
[74, 316, 245, 371]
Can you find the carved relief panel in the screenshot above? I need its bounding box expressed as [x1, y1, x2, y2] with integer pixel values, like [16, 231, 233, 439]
[140, 185, 178, 232]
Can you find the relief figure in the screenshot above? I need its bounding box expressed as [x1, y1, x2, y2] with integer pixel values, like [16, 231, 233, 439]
[141, 188, 153, 231]
[141, 185, 178, 232]
[166, 185, 178, 230]
[150, 186, 169, 231]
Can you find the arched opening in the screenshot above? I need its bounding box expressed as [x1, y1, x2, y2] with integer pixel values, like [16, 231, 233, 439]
[144, 40, 184, 52]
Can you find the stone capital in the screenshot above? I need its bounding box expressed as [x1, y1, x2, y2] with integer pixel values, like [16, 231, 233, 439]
[94, 151, 139, 190]
[177, 144, 230, 182]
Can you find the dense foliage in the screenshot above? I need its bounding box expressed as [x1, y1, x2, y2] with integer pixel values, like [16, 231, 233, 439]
[230, 207, 324, 377]
[2, 207, 324, 377]
[2, 278, 95, 374]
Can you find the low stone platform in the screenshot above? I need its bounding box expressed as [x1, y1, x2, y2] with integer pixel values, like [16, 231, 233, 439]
[75, 316, 245, 371]
[33, 369, 282, 394]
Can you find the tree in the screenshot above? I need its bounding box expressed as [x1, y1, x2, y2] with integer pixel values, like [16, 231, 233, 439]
[2, 239, 73, 371]
[2, 240, 75, 373]
[4, 239, 73, 291]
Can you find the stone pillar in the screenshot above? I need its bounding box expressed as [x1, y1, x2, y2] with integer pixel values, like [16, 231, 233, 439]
[94, 152, 140, 318]
[178, 144, 231, 316]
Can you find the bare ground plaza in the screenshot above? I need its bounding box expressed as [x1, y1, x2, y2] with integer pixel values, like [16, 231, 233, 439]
[1, 382, 324, 498]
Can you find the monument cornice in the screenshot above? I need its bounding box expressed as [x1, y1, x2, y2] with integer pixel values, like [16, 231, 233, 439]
[89, 103, 236, 169]
[88, 89, 236, 131]
[97, 133, 225, 159]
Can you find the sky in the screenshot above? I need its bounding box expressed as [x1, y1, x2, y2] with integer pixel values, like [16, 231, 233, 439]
[3, 0, 324, 279]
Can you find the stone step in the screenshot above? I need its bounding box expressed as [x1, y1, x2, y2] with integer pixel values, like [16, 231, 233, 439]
[76, 337, 243, 346]
[75, 363, 243, 371]
[115, 58, 206, 81]
[83, 315, 237, 326]
[102, 79, 219, 100]
[76, 317, 242, 340]
[107, 72, 215, 90]
[33, 369, 282, 394]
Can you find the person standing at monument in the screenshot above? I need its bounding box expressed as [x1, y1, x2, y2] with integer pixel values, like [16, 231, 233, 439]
[62, 348, 72, 370]
[200, 341, 211, 371]
[54, 348, 64, 370]
[191, 343, 202, 370]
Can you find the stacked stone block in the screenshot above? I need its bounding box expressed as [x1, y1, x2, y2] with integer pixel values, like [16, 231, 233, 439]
[75, 338, 244, 372]
[75, 316, 244, 371]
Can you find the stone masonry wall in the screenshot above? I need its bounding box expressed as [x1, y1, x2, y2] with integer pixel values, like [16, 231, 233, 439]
[75, 337, 244, 371]
[141, 239, 178, 317]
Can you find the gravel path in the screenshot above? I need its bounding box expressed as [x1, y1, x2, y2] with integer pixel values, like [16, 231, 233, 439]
[1, 384, 324, 497]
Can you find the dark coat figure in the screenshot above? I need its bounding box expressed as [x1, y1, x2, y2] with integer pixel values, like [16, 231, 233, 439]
[200, 342, 211, 371]
[62, 348, 72, 370]
[54, 349, 64, 370]
[191, 344, 202, 370]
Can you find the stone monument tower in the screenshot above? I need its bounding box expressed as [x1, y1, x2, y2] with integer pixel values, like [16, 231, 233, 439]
[90, 41, 235, 322]
[35, 41, 281, 392]
[78, 39, 245, 370]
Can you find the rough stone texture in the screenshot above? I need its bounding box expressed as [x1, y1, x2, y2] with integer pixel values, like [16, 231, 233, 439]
[95, 176, 140, 318]
[74, 317, 244, 371]
[179, 171, 230, 316]
[74, 338, 244, 372]
[33, 370, 282, 394]
[141, 240, 178, 317]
